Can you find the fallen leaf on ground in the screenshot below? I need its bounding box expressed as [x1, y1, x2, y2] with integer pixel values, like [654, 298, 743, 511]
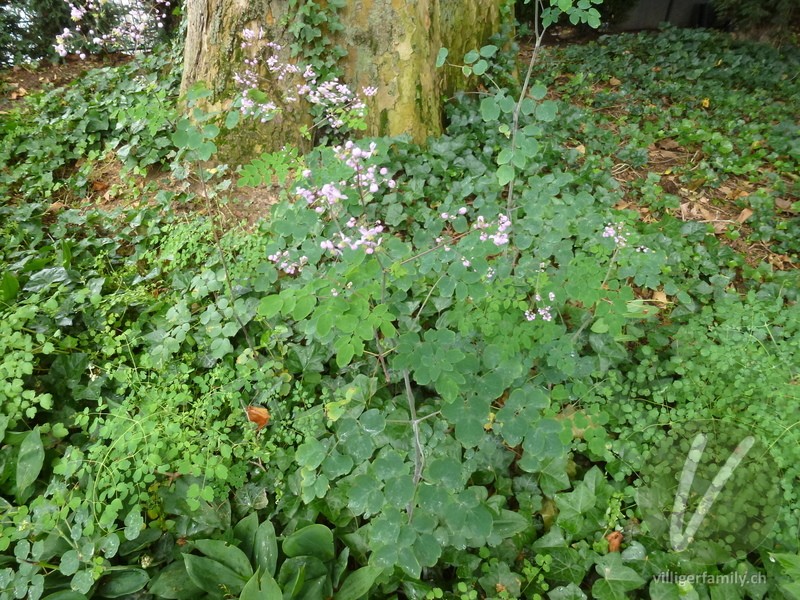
[609, 77, 621, 86]
[736, 208, 753, 223]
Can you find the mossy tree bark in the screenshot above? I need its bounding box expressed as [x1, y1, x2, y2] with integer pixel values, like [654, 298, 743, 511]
[181, 0, 505, 164]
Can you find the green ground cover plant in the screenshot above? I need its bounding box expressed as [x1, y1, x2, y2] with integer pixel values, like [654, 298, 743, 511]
[0, 5, 799, 600]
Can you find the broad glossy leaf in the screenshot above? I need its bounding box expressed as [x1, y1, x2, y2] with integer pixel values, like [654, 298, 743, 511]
[240, 571, 282, 600]
[193, 540, 253, 579]
[16, 428, 44, 495]
[96, 569, 148, 598]
[148, 561, 204, 599]
[254, 520, 278, 577]
[283, 524, 334, 561]
[184, 554, 248, 596]
[334, 566, 382, 600]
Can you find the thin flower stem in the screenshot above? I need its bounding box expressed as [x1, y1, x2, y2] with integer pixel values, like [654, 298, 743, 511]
[404, 369, 424, 522]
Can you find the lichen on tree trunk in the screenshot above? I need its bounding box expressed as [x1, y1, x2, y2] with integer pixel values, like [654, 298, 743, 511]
[181, 0, 505, 164]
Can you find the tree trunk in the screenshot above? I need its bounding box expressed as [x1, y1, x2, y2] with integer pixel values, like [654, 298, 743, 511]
[181, 0, 505, 164]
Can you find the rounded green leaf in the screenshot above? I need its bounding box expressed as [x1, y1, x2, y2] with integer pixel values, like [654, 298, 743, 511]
[435, 47, 449, 68]
[60, 550, 80, 576]
[530, 83, 548, 100]
[479, 44, 498, 58]
[535, 100, 558, 122]
[481, 97, 501, 122]
[258, 295, 283, 318]
[292, 294, 316, 321]
[497, 164, 515, 186]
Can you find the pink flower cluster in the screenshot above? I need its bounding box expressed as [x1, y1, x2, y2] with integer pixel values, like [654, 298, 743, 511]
[235, 28, 378, 131]
[602, 223, 628, 247]
[473, 214, 512, 246]
[268, 250, 308, 275]
[603, 222, 650, 252]
[320, 219, 384, 255]
[525, 292, 556, 322]
[55, 0, 171, 56]
[333, 141, 396, 193]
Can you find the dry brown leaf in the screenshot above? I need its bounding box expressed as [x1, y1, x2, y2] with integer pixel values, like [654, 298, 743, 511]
[776, 198, 796, 212]
[46, 202, 67, 213]
[654, 150, 678, 161]
[609, 77, 621, 86]
[91, 181, 109, 191]
[653, 291, 668, 306]
[246, 405, 271, 431]
[657, 138, 680, 150]
[576, 144, 586, 154]
[736, 208, 753, 223]
[607, 531, 623, 553]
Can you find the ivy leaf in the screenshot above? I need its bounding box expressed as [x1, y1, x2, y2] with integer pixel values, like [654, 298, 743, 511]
[592, 554, 647, 600]
[548, 547, 587, 584]
[435, 47, 448, 68]
[548, 582, 588, 600]
[464, 49, 479, 64]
